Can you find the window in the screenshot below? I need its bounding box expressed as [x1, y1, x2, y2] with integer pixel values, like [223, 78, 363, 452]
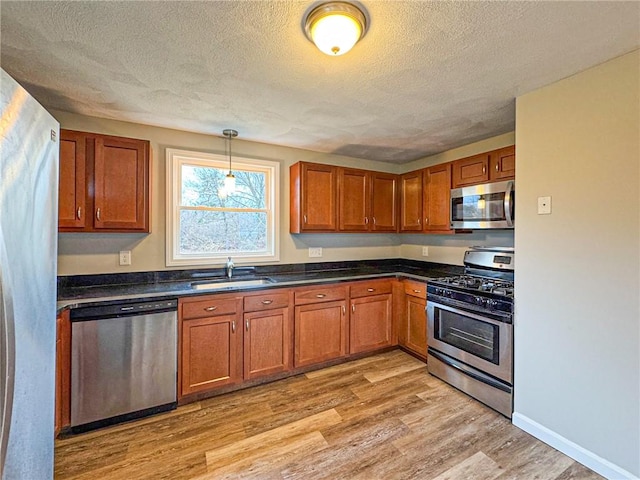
[166, 148, 279, 266]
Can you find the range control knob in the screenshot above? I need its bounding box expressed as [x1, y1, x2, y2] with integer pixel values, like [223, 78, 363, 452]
[475, 296, 484, 305]
[489, 300, 499, 308]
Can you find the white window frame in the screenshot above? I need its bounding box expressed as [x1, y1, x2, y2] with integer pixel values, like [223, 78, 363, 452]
[166, 148, 280, 267]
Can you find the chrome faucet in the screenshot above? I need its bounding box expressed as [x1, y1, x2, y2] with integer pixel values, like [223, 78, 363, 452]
[225, 257, 234, 278]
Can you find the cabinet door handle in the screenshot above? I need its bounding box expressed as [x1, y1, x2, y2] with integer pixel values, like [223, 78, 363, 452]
[365, 217, 369, 225]
[303, 214, 307, 224]
[372, 217, 376, 225]
[96, 207, 101, 221]
[316, 293, 326, 298]
[204, 306, 218, 312]
[367, 288, 374, 292]
[231, 320, 236, 333]
[246, 319, 249, 331]
[261, 299, 273, 305]
[342, 306, 345, 314]
[425, 217, 429, 225]
[76, 206, 82, 220]
[352, 304, 355, 313]
[482, 165, 486, 174]
[495, 162, 500, 172]
[417, 218, 421, 225]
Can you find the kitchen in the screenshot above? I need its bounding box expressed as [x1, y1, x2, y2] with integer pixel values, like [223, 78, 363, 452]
[0, 2, 638, 479]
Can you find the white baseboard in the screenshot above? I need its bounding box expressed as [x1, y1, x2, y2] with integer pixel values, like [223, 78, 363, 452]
[512, 412, 638, 480]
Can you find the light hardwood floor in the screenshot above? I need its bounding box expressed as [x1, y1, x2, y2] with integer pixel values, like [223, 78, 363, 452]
[55, 350, 601, 479]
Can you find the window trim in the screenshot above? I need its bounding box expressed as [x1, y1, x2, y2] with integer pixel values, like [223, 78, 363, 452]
[165, 148, 280, 267]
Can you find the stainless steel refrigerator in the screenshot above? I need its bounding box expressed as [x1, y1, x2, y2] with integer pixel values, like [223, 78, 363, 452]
[0, 69, 59, 478]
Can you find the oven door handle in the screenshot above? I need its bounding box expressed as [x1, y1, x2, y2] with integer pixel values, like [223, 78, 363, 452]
[427, 300, 511, 327]
[504, 180, 514, 227]
[428, 349, 512, 393]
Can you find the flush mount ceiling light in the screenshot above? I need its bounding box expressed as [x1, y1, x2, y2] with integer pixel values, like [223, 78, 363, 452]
[304, 1, 368, 56]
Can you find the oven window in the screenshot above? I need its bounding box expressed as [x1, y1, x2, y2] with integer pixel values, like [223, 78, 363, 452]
[434, 310, 500, 364]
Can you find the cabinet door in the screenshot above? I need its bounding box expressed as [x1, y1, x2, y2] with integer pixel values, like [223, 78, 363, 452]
[350, 294, 392, 354]
[58, 131, 86, 229]
[93, 136, 150, 231]
[423, 163, 453, 233]
[294, 300, 347, 368]
[452, 153, 490, 188]
[400, 170, 423, 232]
[490, 145, 515, 181]
[181, 314, 242, 396]
[338, 168, 369, 232]
[371, 172, 398, 232]
[300, 163, 337, 231]
[244, 307, 292, 380]
[405, 296, 427, 358]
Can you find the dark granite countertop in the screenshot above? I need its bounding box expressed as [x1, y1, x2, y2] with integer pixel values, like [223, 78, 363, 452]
[57, 258, 463, 311]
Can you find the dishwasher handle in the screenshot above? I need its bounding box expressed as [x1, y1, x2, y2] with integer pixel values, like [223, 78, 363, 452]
[70, 299, 178, 321]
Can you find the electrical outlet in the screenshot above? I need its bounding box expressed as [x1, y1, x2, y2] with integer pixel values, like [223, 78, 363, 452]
[119, 250, 132, 266]
[422, 246, 429, 256]
[308, 247, 323, 258]
[537, 196, 552, 215]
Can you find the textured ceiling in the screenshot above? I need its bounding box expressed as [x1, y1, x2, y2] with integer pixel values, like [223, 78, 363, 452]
[1, 1, 639, 163]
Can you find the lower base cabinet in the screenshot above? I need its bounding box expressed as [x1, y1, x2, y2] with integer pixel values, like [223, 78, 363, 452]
[244, 307, 292, 380]
[350, 294, 392, 354]
[294, 300, 348, 368]
[399, 280, 428, 359]
[181, 314, 243, 396]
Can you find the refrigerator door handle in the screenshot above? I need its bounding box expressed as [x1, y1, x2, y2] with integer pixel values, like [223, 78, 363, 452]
[0, 245, 16, 476]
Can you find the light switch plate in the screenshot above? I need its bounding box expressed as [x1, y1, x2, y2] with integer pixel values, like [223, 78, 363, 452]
[422, 246, 429, 256]
[308, 247, 323, 258]
[538, 196, 552, 215]
[119, 250, 132, 266]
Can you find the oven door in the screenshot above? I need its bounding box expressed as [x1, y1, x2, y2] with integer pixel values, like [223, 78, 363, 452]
[427, 300, 512, 384]
[450, 180, 514, 229]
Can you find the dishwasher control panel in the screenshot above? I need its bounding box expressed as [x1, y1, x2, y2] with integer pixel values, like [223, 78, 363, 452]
[70, 299, 178, 321]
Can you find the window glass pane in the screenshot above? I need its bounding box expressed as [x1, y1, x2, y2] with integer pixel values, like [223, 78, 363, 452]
[226, 171, 267, 209]
[181, 165, 226, 207]
[179, 210, 268, 254]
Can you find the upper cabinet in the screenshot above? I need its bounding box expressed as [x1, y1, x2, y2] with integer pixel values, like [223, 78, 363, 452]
[490, 145, 515, 181]
[290, 162, 337, 233]
[451, 153, 491, 188]
[291, 162, 398, 233]
[58, 129, 151, 233]
[423, 163, 453, 233]
[399, 170, 423, 232]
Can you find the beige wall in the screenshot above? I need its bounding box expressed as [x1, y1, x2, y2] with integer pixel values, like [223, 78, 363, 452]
[513, 50, 639, 478]
[55, 110, 515, 274]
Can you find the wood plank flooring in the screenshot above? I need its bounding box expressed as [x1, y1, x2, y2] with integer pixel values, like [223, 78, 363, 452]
[55, 350, 602, 479]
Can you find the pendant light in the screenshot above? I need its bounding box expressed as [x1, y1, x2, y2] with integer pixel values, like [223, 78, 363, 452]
[223, 129, 238, 194]
[303, 1, 368, 56]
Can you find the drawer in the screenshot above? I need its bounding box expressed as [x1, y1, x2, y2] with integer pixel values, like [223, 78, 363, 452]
[404, 280, 426, 299]
[244, 291, 289, 312]
[350, 280, 392, 298]
[294, 285, 348, 305]
[181, 296, 239, 320]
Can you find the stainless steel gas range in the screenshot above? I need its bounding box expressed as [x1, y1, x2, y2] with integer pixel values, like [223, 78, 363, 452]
[427, 247, 514, 418]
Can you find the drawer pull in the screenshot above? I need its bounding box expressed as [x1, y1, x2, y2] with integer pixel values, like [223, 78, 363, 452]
[204, 306, 218, 311]
[413, 289, 421, 294]
[261, 300, 273, 305]
[367, 288, 375, 292]
[316, 294, 326, 298]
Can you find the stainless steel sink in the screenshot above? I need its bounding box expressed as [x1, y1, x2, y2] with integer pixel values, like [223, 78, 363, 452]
[191, 278, 274, 290]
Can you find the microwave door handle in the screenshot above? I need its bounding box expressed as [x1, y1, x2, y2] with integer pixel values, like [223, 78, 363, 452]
[504, 180, 514, 227]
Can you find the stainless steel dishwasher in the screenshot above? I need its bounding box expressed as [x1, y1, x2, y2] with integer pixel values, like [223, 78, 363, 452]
[70, 298, 178, 432]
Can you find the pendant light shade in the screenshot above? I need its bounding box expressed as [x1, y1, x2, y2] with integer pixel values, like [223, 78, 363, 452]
[304, 2, 367, 56]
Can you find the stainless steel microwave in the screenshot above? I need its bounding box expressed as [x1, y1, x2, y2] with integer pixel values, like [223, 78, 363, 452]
[451, 180, 514, 229]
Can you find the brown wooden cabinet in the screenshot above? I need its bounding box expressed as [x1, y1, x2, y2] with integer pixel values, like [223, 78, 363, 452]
[452, 153, 491, 188]
[290, 162, 338, 233]
[58, 129, 150, 233]
[55, 310, 71, 435]
[399, 170, 423, 232]
[179, 295, 243, 397]
[349, 280, 393, 354]
[243, 290, 292, 380]
[423, 163, 453, 233]
[294, 285, 348, 368]
[490, 145, 515, 181]
[338, 169, 398, 232]
[398, 280, 427, 360]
